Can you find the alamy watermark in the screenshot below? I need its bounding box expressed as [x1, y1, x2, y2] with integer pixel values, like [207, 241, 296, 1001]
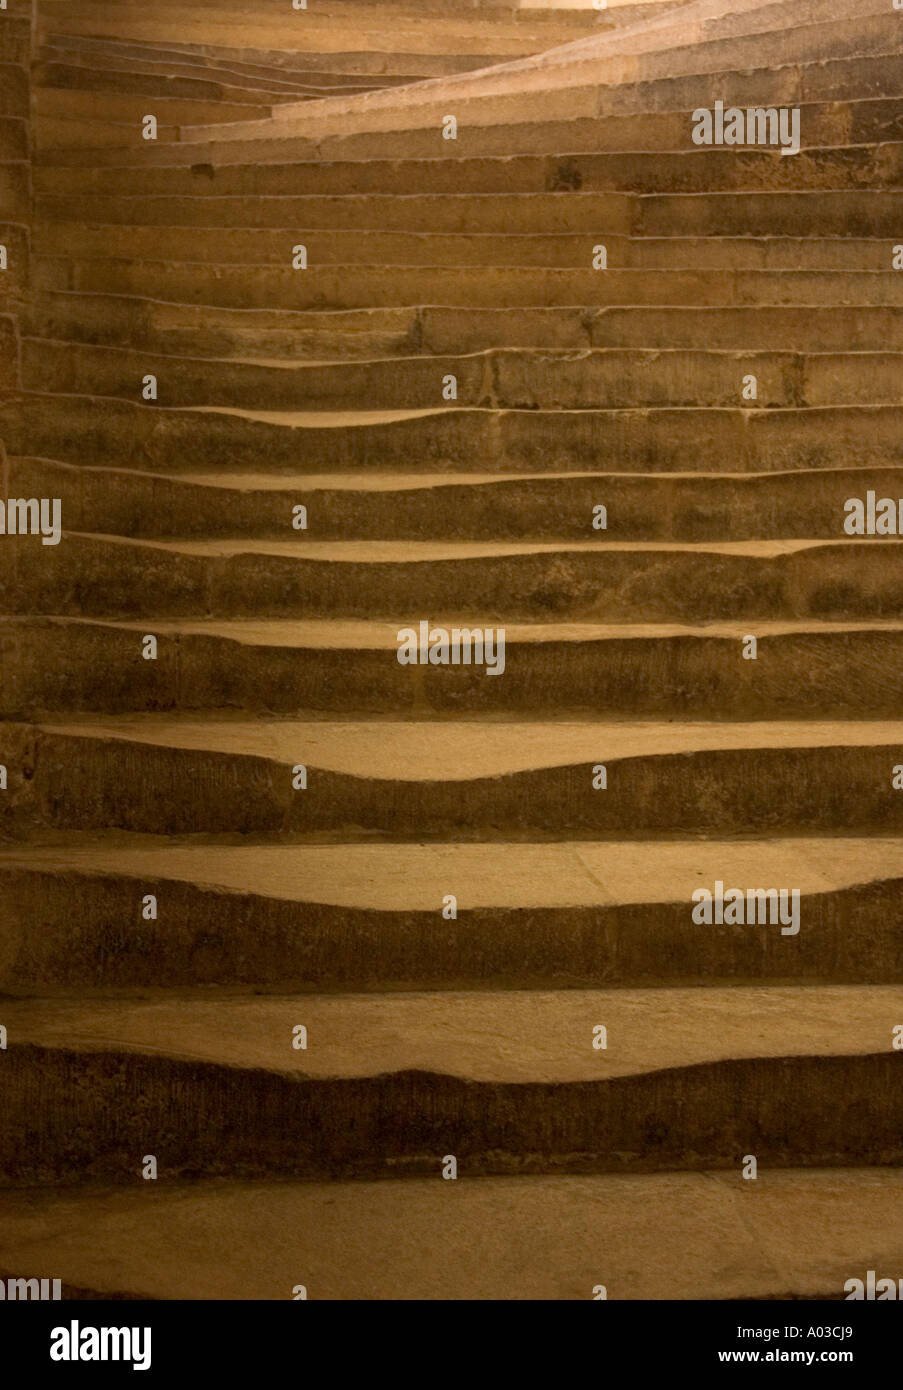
[397, 621, 506, 676]
[0, 497, 61, 545]
[692, 880, 800, 935]
[0, 1276, 61, 1299]
[844, 1270, 903, 1299]
[692, 102, 800, 155]
[843, 492, 903, 535]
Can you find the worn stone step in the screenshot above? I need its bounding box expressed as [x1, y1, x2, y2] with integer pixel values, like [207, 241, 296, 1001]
[8, 615, 903, 722]
[1, 986, 900, 1179]
[0, 984, 894, 1178]
[37, 90, 273, 126]
[35, 145, 903, 199]
[14, 456, 903, 541]
[7, 394, 903, 474]
[5, 532, 903, 622]
[31, 226, 903, 275]
[4, 717, 903, 838]
[33, 190, 903, 238]
[3, 837, 903, 989]
[0, 1166, 896, 1298]
[26, 295, 903, 360]
[23, 339, 903, 411]
[33, 261, 903, 311]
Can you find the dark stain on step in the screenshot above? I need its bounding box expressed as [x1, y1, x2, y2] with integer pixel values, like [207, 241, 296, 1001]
[550, 159, 582, 191]
[191, 164, 216, 180]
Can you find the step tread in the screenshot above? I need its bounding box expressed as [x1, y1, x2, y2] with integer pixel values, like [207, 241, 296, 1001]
[3, 837, 903, 906]
[2, 985, 898, 1080]
[0, 1167, 897, 1301]
[50, 532, 895, 557]
[24, 717, 903, 774]
[13, 614, 903, 644]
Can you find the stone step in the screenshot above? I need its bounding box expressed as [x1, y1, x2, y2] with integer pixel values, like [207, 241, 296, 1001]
[7, 394, 903, 473]
[25, 295, 903, 359]
[7, 615, 903, 722]
[35, 144, 903, 198]
[0, 1166, 896, 1298]
[13, 456, 903, 541]
[37, 91, 273, 126]
[5, 532, 903, 622]
[22, 339, 903, 411]
[1, 986, 900, 1179]
[2, 837, 902, 989]
[33, 189, 903, 237]
[4, 717, 903, 837]
[29, 226, 903, 275]
[13, 610, 903, 719]
[33, 261, 903, 311]
[37, 118, 252, 154]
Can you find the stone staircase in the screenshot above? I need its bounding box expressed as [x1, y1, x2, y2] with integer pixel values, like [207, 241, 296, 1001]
[0, 0, 901, 1300]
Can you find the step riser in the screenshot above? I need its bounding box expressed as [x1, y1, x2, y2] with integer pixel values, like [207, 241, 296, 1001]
[36, 114, 267, 153]
[36, 90, 272, 123]
[4, 867, 902, 990]
[34, 190, 903, 236]
[4, 538, 903, 623]
[6, 624, 903, 721]
[27, 298, 903, 359]
[30, 229, 903, 274]
[33, 146, 903, 195]
[1, 1047, 899, 1181]
[3, 730, 903, 837]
